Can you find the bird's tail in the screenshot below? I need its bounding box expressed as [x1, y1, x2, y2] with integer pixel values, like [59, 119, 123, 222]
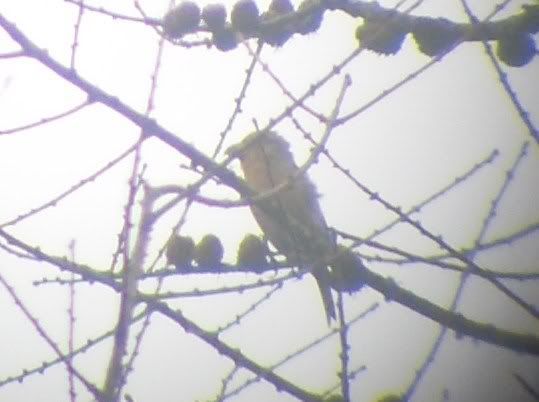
[312, 265, 336, 324]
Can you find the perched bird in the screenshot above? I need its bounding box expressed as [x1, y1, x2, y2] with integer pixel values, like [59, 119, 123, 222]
[166, 235, 195, 270]
[226, 131, 339, 322]
[236, 233, 269, 271]
[194, 234, 224, 268]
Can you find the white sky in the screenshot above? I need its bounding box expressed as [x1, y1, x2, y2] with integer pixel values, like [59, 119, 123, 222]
[0, 1, 538, 401]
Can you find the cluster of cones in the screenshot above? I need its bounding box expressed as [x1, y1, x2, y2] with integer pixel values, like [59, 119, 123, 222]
[162, 0, 325, 50]
[166, 233, 365, 294]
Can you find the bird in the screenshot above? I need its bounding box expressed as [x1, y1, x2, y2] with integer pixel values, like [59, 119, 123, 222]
[226, 131, 342, 322]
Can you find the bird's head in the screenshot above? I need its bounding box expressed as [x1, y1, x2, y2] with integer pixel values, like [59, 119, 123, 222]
[225, 130, 288, 160]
